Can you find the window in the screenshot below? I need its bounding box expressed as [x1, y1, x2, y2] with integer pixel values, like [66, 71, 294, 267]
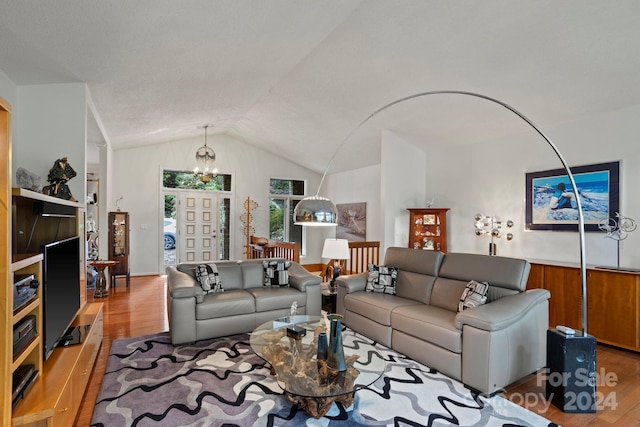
[163, 170, 232, 191]
[270, 179, 305, 255]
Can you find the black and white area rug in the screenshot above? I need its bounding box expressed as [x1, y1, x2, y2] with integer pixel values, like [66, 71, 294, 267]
[91, 330, 557, 427]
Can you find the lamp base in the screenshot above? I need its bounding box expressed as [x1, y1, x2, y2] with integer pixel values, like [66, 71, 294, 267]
[546, 329, 597, 413]
[489, 243, 497, 256]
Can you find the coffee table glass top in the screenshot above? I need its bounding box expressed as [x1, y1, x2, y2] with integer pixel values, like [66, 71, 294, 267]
[250, 315, 386, 399]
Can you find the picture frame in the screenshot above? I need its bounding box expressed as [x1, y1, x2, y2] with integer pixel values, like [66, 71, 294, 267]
[336, 202, 366, 241]
[525, 161, 620, 231]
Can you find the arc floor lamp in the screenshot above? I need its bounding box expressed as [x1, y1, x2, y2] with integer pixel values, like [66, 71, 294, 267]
[293, 90, 589, 336]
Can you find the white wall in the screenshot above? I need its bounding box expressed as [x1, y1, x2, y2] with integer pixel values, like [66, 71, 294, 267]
[381, 131, 426, 253]
[0, 68, 17, 107]
[424, 104, 640, 268]
[13, 83, 87, 201]
[323, 163, 382, 245]
[112, 134, 323, 275]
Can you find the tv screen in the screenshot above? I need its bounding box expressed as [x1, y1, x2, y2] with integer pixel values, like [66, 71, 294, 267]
[41, 236, 81, 360]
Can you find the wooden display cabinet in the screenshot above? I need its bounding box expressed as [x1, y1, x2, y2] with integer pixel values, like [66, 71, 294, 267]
[108, 211, 130, 287]
[407, 208, 449, 253]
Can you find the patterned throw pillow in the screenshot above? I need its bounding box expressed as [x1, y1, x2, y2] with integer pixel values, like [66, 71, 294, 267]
[365, 263, 398, 295]
[458, 280, 489, 312]
[263, 260, 291, 287]
[195, 264, 224, 294]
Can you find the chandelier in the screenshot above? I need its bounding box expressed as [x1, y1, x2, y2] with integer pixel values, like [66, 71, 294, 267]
[194, 124, 218, 183]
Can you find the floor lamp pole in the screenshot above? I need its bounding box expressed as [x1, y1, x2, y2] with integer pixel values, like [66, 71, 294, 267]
[316, 90, 588, 334]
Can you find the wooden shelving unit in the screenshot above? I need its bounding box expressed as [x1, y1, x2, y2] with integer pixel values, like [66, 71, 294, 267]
[10, 254, 43, 379]
[109, 211, 130, 286]
[2, 97, 103, 426]
[407, 208, 450, 253]
[12, 303, 103, 427]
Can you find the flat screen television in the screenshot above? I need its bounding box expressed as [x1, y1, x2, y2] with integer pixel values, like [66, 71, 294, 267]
[41, 236, 81, 360]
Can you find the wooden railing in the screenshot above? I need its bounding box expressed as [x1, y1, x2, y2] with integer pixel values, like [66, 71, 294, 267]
[247, 237, 300, 263]
[323, 241, 380, 281]
[249, 238, 378, 274]
[268, 241, 300, 263]
[347, 241, 380, 274]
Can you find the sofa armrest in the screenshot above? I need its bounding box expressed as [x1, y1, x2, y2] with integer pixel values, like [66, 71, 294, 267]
[336, 272, 368, 294]
[335, 272, 368, 316]
[288, 262, 322, 291]
[167, 266, 204, 303]
[455, 289, 550, 331]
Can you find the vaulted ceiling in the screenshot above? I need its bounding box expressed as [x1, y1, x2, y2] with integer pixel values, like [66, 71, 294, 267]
[1, 1, 639, 174]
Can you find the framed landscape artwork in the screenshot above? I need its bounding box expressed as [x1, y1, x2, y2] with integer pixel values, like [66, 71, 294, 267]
[525, 161, 620, 231]
[336, 202, 366, 241]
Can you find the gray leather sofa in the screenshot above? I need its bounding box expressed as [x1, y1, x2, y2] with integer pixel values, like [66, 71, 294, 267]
[166, 259, 322, 345]
[336, 247, 550, 395]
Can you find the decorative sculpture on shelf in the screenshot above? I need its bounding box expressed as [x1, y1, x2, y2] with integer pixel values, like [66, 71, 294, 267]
[42, 157, 77, 201]
[598, 212, 637, 270]
[474, 213, 514, 256]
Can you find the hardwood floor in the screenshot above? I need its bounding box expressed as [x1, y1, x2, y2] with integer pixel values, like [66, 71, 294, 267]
[75, 275, 169, 426]
[74, 275, 640, 426]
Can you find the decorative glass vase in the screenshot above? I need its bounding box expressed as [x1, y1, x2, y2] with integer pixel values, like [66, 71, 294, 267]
[327, 314, 346, 371]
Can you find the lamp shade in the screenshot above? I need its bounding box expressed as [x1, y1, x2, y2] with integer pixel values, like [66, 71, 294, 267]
[322, 238, 350, 260]
[293, 196, 338, 226]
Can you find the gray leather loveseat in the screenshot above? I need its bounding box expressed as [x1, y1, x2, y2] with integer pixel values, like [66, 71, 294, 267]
[166, 259, 322, 345]
[336, 247, 550, 395]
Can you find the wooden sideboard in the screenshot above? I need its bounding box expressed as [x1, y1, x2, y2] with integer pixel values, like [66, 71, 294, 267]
[12, 303, 103, 426]
[527, 260, 640, 352]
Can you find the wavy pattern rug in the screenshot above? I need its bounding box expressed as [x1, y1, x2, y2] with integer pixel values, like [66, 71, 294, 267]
[91, 330, 556, 427]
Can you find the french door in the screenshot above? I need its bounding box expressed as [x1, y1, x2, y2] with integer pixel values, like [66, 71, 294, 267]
[164, 190, 230, 266]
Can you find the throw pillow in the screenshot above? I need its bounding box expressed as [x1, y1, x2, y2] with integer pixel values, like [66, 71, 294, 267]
[458, 280, 489, 312]
[195, 264, 224, 294]
[365, 263, 398, 295]
[263, 260, 292, 287]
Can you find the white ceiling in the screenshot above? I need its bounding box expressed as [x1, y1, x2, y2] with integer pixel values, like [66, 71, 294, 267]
[1, 0, 639, 174]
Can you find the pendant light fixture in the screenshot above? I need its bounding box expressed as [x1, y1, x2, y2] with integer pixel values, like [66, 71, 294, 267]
[194, 124, 218, 183]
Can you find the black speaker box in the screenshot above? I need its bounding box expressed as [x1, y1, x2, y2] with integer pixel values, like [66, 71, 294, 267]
[546, 329, 597, 413]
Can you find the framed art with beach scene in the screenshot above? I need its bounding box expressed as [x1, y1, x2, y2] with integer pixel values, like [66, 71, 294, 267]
[525, 161, 620, 231]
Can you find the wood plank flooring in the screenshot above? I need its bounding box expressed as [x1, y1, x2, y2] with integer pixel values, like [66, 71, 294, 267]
[75, 275, 640, 426]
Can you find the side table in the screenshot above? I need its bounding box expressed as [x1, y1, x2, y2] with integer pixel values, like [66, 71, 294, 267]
[90, 260, 118, 298]
[321, 282, 337, 313]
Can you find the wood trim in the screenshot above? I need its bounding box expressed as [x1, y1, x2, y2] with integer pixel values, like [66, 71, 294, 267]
[1, 95, 12, 427]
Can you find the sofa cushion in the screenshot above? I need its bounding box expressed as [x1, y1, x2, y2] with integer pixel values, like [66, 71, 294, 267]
[263, 260, 292, 287]
[384, 248, 443, 304]
[365, 264, 398, 294]
[391, 304, 462, 353]
[215, 261, 245, 291]
[344, 292, 419, 326]
[246, 287, 307, 312]
[438, 253, 530, 297]
[240, 260, 269, 288]
[430, 277, 468, 312]
[194, 264, 223, 294]
[195, 290, 255, 320]
[458, 280, 489, 312]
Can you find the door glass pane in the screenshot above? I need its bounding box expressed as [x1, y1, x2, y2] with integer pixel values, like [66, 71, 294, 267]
[164, 194, 177, 266]
[289, 199, 303, 256]
[270, 198, 285, 241]
[218, 197, 230, 260]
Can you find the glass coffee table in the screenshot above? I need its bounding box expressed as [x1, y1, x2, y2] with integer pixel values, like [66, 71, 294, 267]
[250, 315, 386, 418]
